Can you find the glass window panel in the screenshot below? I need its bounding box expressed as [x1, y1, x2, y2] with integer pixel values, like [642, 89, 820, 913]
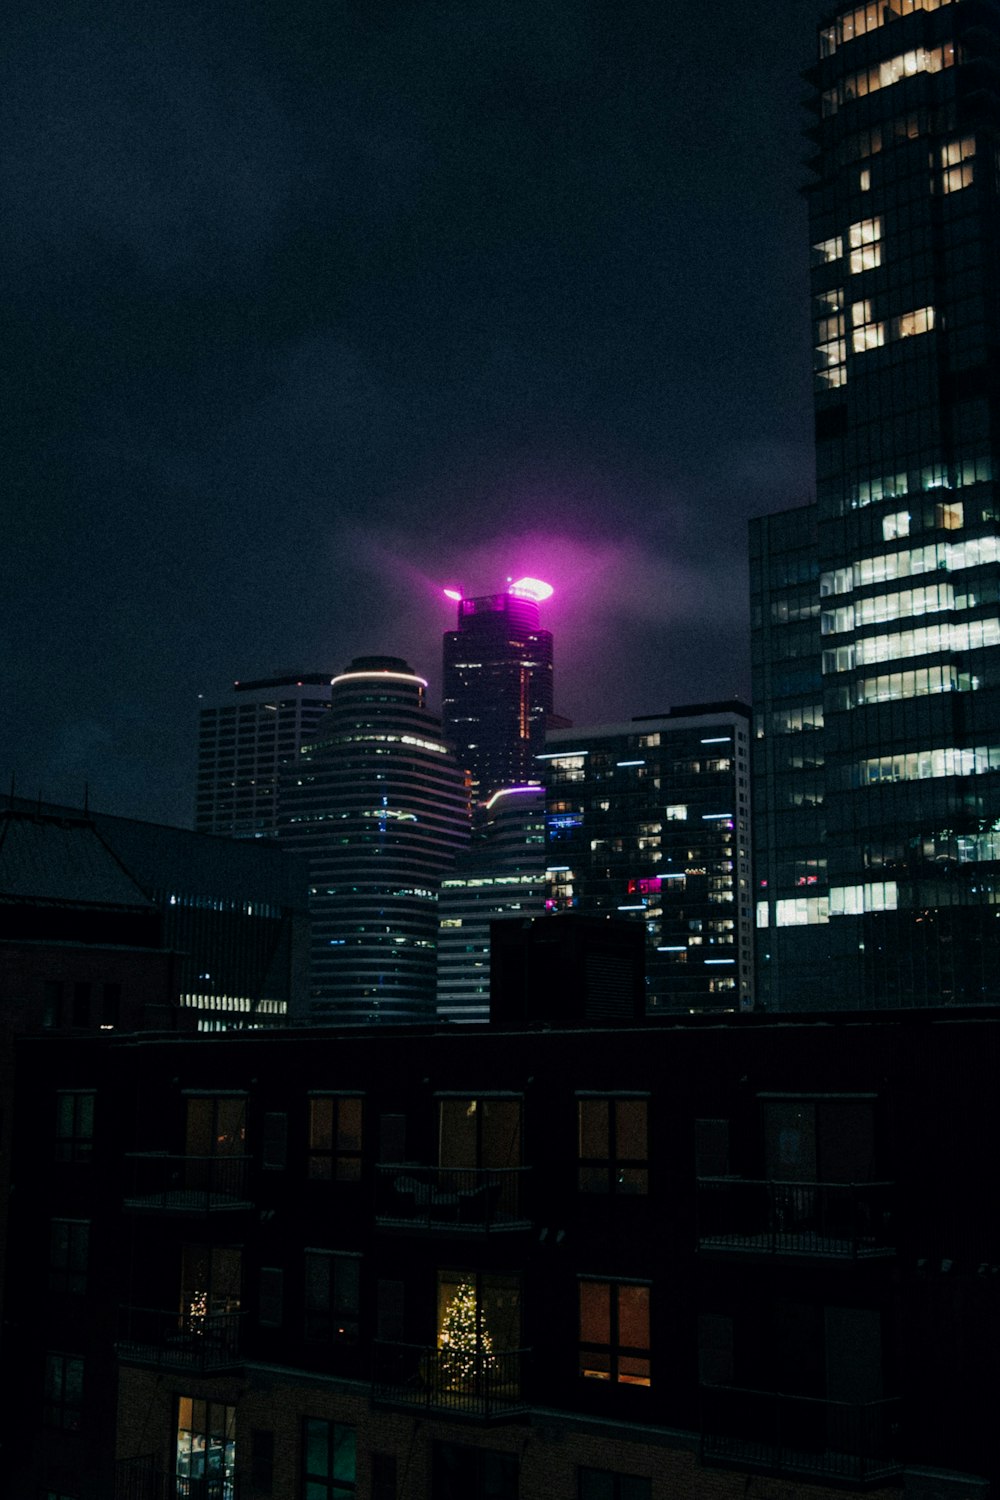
[580, 1282, 611, 1344]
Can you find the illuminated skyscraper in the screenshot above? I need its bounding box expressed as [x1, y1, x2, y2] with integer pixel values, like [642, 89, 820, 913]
[195, 673, 333, 838]
[279, 657, 469, 1025]
[541, 704, 753, 1014]
[441, 579, 555, 805]
[752, 0, 1000, 1008]
[436, 784, 547, 1023]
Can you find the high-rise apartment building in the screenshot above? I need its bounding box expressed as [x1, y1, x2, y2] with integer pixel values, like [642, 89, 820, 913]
[195, 673, 334, 838]
[541, 704, 753, 1013]
[752, 0, 1000, 1008]
[442, 581, 554, 804]
[436, 784, 547, 1023]
[280, 657, 469, 1025]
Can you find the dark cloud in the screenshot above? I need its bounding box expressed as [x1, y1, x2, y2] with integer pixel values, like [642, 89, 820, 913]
[3, 0, 823, 825]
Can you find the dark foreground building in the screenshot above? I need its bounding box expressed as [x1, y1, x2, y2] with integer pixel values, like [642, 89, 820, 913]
[7, 967, 999, 1499]
[752, 0, 1000, 1008]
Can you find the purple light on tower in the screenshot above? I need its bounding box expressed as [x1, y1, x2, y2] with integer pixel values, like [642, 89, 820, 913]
[508, 577, 554, 603]
[442, 578, 555, 803]
[443, 587, 463, 602]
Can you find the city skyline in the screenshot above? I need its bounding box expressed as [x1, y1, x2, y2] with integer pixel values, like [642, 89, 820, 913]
[6, 1, 826, 827]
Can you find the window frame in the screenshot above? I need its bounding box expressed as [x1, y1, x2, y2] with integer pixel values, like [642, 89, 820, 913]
[308, 1095, 363, 1182]
[577, 1094, 649, 1195]
[304, 1249, 361, 1345]
[302, 1418, 356, 1498]
[578, 1278, 652, 1387]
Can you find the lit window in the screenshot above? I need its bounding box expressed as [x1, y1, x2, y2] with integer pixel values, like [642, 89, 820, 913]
[578, 1098, 648, 1195]
[579, 1281, 651, 1386]
[175, 1399, 236, 1499]
[883, 510, 910, 541]
[859, 167, 871, 191]
[774, 897, 829, 926]
[308, 1097, 362, 1181]
[936, 500, 963, 530]
[437, 1271, 521, 1391]
[664, 804, 687, 820]
[303, 1419, 356, 1498]
[811, 235, 843, 266]
[893, 305, 935, 339]
[829, 882, 898, 915]
[849, 217, 882, 274]
[940, 135, 974, 192]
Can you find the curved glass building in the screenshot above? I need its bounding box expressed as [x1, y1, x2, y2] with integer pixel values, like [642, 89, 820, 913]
[280, 657, 469, 1025]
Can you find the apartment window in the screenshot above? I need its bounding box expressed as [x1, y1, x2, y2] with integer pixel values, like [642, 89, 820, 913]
[851, 298, 884, 351]
[304, 1250, 360, 1343]
[43, 1353, 83, 1430]
[578, 1098, 648, 1194]
[49, 1220, 89, 1295]
[579, 1469, 652, 1500]
[431, 1442, 517, 1500]
[849, 216, 881, 273]
[176, 1398, 236, 1500]
[303, 1419, 356, 1498]
[54, 1091, 94, 1162]
[579, 1280, 651, 1386]
[308, 1096, 363, 1181]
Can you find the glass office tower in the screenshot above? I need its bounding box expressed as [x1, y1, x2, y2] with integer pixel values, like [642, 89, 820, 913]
[752, 0, 1000, 1008]
[195, 674, 334, 838]
[280, 657, 469, 1025]
[442, 586, 554, 804]
[542, 705, 753, 1014]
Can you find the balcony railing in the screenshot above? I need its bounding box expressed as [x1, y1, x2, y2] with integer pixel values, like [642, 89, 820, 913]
[115, 1456, 238, 1500]
[123, 1153, 253, 1213]
[701, 1385, 902, 1484]
[116, 1305, 244, 1372]
[697, 1178, 895, 1259]
[373, 1340, 529, 1419]
[375, 1165, 531, 1232]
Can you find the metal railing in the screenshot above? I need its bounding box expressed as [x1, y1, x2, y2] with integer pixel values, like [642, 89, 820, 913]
[373, 1340, 529, 1418]
[116, 1305, 243, 1372]
[374, 1164, 531, 1231]
[116, 1457, 238, 1500]
[697, 1178, 895, 1258]
[701, 1384, 902, 1483]
[123, 1153, 252, 1212]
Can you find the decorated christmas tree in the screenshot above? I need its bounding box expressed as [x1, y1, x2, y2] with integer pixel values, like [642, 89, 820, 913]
[438, 1281, 496, 1387]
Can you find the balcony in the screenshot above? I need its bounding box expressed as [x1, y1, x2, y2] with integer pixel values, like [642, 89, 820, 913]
[115, 1455, 238, 1500]
[374, 1165, 531, 1233]
[697, 1178, 895, 1259]
[701, 1385, 902, 1485]
[123, 1153, 253, 1213]
[372, 1340, 529, 1420]
[117, 1305, 244, 1373]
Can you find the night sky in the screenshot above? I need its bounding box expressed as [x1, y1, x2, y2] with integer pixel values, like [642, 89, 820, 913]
[5, 1, 824, 827]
